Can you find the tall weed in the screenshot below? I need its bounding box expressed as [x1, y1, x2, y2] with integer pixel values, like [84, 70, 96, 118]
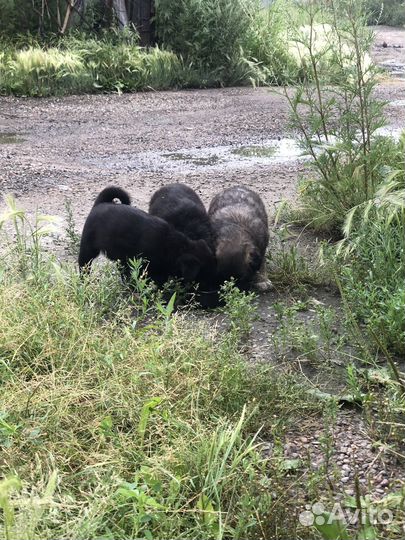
[286, 0, 385, 233]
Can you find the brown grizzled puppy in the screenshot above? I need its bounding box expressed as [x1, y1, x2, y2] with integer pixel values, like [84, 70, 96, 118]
[208, 185, 273, 292]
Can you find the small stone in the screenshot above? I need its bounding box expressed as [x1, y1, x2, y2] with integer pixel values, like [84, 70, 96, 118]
[380, 479, 389, 487]
[341, 477, 350, 483]
[300, 437, 309, 444]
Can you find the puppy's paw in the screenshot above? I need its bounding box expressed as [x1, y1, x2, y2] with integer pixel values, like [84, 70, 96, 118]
[254, 279, 274, 292]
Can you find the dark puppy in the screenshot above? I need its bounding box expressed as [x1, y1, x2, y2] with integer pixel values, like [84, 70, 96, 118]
[78, 186, 215, 287]
[149, 183, 214, 250]
[149, 183, 217, 306]
[208, 185, 272, 291]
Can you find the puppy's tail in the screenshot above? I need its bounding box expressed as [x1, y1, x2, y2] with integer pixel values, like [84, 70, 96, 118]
[93, 186, 131, 206]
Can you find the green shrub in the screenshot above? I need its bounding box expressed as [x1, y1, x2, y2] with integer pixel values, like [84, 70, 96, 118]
[155, 0, 298, 87]
[0, 0, 302, 94]
[286, 0, 384, 233]
[244, 4, 299, 84]
[155, 0, 256, 85]
[3, 46, 88, 96]
[283, 0, 405, 357]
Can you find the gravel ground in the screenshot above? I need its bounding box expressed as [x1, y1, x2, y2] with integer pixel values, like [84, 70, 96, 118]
[0, 26, 404, 504]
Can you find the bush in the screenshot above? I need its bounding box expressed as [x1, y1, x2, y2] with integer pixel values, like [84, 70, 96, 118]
[286, 0, 383, 233]
[244, 4, 299, 84]
[155, 0, 298, 87]
[284, 0, 405, 356]
[155, 0, 256, 85]
[0, 0, 301, 94]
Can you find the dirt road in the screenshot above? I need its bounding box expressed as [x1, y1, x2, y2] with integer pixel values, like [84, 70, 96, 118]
[1, 26, 404, 234]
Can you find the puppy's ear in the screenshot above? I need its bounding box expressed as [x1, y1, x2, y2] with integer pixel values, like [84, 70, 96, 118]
[177, 254, 201, 283]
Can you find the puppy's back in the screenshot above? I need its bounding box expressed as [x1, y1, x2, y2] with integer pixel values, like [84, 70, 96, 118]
[209, 185, 267, 226]
[149, 183, 214, 248]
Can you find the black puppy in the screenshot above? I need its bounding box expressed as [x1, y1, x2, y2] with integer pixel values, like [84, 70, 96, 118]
[149, 183, 217, 306]
[78, 186, 215, 287]
[208, 185, 273, 291]
[149, 183, 214, 250]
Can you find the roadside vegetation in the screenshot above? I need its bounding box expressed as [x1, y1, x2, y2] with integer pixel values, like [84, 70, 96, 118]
[0, 0, 403, 97]
[0, 0, 333, 97]
[0, 200, 330, 539]
[267, 0, 405, 536]
[0, 0, 299, 96]
[284, 0, 405, 358]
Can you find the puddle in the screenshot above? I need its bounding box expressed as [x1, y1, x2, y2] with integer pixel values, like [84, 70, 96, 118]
[0, 132, 25, 144]
[82, 128, 401, 175]
[388, 99, 405, 108]
[163, 152, 221, 166]
[375, 126, 404, 139]
[232, 145, 277, 158]
[231, 139, 303, 162]
[84, 137, 306, 174]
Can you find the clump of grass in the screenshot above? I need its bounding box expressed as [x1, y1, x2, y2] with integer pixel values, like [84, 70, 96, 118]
[63, 198, 80, 257]
[337, 145, 405, 355]
[366, 0, 405, 26]
[3, 46, 88, 96]
[0, 37, 182, 97]
[220, 279, 257, 342]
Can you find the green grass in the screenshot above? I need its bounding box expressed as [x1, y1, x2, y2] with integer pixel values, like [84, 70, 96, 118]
[366, 0, 405, 26]
[0, 193, 404, 539]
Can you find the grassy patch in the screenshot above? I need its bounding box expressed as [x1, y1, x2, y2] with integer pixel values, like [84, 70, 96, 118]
[0, 201, 329, 539]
